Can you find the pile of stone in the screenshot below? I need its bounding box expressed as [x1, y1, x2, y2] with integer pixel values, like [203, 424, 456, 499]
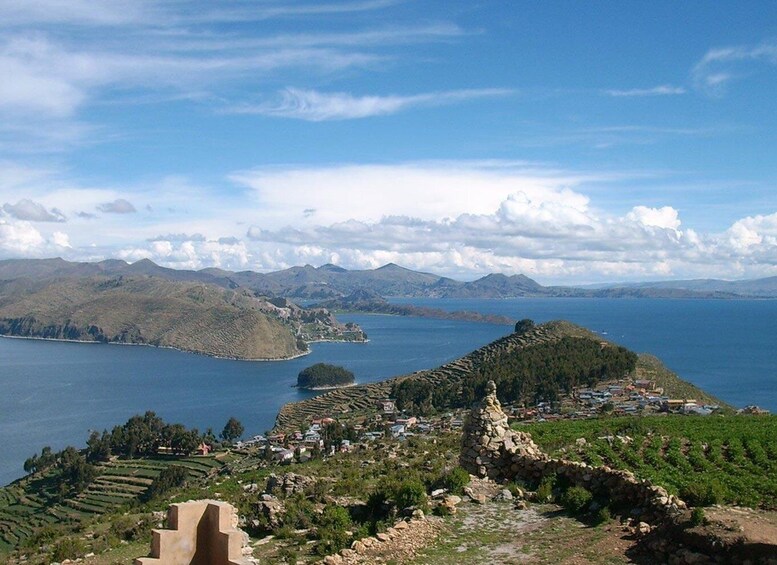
[460, 380, 687, 525]
[265, 472, 315, 496]
[459, 380, 545, 482]
[319, 516, 443, 564]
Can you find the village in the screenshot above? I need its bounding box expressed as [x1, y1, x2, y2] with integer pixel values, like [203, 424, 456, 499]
[233, 375, 734, 466]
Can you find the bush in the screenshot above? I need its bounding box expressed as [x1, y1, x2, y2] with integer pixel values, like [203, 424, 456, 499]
[690, 507, 706, 527]
[314, 506, 353, 555]
[560, 486, 593, 515]
[52, 536, 85, 561]
[593, 506, 611, 525]
[110, 515, 155, 541]
[395, 479, 427, 510]
[438, 467, 470, 495]
[535, 475, 555, 502]
[680, 480, 723, 507]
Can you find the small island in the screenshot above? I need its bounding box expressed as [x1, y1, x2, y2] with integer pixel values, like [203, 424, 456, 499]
[297, 363, 355, 390]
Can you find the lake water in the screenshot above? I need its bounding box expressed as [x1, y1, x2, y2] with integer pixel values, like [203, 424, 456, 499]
[1, 298, 775, 486]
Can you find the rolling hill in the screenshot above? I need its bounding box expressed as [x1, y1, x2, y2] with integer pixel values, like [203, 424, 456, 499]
[0, 275, 363, 360]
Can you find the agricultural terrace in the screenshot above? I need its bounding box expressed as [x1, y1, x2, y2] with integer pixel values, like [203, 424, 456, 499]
[0, 455, 223, 551]
[518, 414, 777, 509]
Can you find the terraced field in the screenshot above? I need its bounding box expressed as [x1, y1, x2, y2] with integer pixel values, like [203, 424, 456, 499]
[274, 320, 720, 432]
[0, 455, 223, 551]
[521, 415, 777, 509]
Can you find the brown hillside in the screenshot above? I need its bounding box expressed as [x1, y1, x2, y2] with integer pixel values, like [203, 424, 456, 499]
[0, 276, 302, 360]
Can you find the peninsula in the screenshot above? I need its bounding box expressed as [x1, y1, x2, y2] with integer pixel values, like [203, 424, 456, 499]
[0, 275, 365, 360]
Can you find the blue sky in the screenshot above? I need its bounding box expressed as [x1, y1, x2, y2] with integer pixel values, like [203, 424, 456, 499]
[0, 0, 775, 283]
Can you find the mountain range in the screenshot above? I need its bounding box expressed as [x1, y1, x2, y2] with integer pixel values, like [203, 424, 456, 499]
[0, 257, 775, 298]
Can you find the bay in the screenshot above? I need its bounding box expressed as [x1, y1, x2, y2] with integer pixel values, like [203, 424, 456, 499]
[1, 297, 775, 487]
[0, 315, 508, 486]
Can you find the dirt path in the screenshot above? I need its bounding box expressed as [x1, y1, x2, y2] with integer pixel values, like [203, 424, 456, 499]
[411, 500, 638, 564]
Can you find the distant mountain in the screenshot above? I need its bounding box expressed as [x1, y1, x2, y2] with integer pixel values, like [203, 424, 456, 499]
[0, 274, 365, 359]
[316, 289, 515, 325]
[586, 277, 777, 298]
[1, 257, 774, 299]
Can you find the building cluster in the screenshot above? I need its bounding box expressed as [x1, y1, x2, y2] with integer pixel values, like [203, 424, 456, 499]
[511, 377, 721, 422]
[235, 399, 468, 465]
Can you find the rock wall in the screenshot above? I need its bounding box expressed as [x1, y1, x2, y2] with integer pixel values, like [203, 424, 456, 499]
[460, 381, 686, 524]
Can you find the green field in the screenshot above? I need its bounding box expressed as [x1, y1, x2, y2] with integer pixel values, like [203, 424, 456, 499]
[0, 455, 223, 552]
[519, 414, 777, 509]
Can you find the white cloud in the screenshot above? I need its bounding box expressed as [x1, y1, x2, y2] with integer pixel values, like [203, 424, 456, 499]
[626, 206, 681, 231]
[0, 219, 46, 254]
[605, 85, 686, 97]
[229, 161, 603, 227]
[693, 41, 777, 94]
[1, 161, 775, 283]
[230, 87, 514, 120]
[51, 230, 71, 248]
[0, 0, 402, 28]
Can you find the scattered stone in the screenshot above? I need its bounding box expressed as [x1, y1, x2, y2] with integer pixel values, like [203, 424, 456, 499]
[494, 488, 513, 501]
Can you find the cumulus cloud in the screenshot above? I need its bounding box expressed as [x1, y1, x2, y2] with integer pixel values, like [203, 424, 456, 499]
[230, 87, 515, 121]
[0, 218, 72, 255]
[118, 237, 251, 271]
[2, 198, 66, 222]
[97, 198, 136, 214]
[1, 161, 774, 283]
[147, 233, 206, 242]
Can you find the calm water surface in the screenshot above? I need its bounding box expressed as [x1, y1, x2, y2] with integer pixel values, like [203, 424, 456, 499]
[0, 315, 507, 486]
[1, 298, 775, 486]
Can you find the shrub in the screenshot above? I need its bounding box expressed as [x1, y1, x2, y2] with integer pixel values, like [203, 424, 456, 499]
[560, 486, 593, 515]
[680, 480, 723, 507]
[690, 507, 706, 527]
[52, 536, 85, 561]
[535, 475, 555, 502]
[438, 467, 470, 495]
[593, 506, 611, 525]
[314, 506, 353, 555]
[395, 479, 427, 510]
[110, 515, 154, 541]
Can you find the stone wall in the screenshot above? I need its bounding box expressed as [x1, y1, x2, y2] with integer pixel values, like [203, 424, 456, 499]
[134, 500, 254, 565]
[460, 381, 686, 524]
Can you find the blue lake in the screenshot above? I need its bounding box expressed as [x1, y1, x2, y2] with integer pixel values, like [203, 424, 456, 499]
[1, 298, 776, 486]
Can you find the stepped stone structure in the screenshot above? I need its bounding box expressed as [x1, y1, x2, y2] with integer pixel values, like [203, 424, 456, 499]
[135, 500, 254, 565]
[460, 381, 687, 524]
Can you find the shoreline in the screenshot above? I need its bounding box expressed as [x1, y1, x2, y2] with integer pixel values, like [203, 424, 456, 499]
[0, 333, 313, 362]
[0, 332, 369, 361]
[295, 382, 358, 391]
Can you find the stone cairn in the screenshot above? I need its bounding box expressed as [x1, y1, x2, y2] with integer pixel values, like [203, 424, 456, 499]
[460, 380, 687, 524]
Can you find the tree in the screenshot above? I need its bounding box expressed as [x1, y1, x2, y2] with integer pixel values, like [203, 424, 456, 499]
[86, 430, 112, 462]
[23, 454, 38, 474]
[220, 416, 244, 443]
[143, 465, 188, 502]
[58, 446, 97, 494]
[297, 363, 354, 389]
[514, 319, 535, 334]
